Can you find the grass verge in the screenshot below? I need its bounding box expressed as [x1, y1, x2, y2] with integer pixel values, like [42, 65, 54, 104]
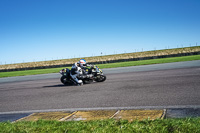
[0, 118, 200, 133]
[0, 55, 200, 78]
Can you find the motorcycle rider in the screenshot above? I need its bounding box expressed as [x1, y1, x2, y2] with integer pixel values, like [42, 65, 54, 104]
[70, 59, 92, 86]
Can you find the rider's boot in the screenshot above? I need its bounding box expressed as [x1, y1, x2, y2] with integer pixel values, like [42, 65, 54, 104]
[71, 74, 83, 86]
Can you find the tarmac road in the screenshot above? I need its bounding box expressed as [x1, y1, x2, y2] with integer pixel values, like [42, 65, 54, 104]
[0, 60, 200, 114]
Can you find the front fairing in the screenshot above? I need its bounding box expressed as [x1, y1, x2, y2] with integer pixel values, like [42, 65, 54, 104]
[96, 66, 103, 74]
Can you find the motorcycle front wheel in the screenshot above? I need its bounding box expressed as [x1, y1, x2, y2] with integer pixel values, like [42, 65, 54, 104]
[95, 75, 106, 82]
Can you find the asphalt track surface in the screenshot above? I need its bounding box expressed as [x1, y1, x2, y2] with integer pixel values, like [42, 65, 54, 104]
[0, 60, 200, 115]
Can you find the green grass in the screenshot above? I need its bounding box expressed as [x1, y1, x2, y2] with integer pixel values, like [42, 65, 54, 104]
[97, 54, 200, 69]
[0, 67, 70, 78]
[0, 118, 200, 133]
[0, 55, 200, 78]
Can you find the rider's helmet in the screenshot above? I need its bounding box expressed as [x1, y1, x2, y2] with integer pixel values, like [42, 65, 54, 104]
[79, 59, 86, 65]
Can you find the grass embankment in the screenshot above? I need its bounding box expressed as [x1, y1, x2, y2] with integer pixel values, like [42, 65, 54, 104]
[0, 118, 200, 133]
[0, 55, 200, 78]
[1, 46, 200, 71]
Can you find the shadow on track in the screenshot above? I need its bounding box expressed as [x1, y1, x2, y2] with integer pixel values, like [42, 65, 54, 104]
[43, 81, 103, 88]
[43, 84, 69, 88]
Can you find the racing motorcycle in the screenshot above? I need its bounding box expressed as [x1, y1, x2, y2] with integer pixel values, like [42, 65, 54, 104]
[59, 65, 106, 86]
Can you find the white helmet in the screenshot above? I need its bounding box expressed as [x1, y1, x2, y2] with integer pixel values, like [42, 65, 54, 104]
[79, 59, 86, 65]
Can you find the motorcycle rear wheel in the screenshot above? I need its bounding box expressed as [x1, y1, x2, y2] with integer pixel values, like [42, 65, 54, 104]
[60, 76, 73, 86]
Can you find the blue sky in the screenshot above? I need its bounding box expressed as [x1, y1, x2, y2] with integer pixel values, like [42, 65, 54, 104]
[0, 0, 199, 64]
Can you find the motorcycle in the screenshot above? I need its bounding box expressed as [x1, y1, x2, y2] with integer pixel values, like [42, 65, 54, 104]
[59, 65, 106, 86]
